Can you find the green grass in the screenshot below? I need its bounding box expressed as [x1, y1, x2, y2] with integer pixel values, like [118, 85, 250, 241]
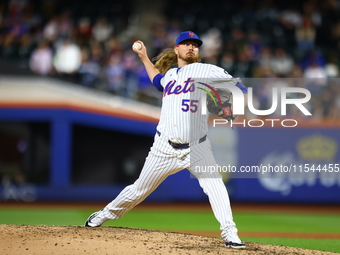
[234, 212, 340, 233]
[1, 209, 339, 234]
[0, 209, 85, 226]
[0, 208, 339, 253]
[243, 238, 340, 254]
[106, 210, 219, 231]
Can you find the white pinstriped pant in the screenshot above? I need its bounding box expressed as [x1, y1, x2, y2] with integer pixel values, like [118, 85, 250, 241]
[104, 132, 239, 241]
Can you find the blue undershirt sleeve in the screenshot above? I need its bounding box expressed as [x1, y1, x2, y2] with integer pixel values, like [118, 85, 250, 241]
[236, 82, 248, 94]
[152, 74, 164, 92]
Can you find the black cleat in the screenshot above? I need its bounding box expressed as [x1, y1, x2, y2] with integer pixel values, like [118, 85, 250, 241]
[225, 241, 246, 249]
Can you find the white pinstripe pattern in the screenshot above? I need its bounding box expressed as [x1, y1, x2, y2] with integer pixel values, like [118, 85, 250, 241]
[100, 62, 241, 243]
[157, 63, 232, 144]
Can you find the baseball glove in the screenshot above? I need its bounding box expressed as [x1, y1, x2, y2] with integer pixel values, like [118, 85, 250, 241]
[207, 89, 235, 121]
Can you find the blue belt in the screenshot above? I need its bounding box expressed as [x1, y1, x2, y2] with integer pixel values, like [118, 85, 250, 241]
[156, 131, 206, 150]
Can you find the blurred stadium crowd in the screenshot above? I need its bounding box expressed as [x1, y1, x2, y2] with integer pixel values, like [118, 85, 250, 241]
[0, 0, 340, 120]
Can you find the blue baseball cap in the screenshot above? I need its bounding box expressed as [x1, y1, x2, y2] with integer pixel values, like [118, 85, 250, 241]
[176, 31, 203, 47]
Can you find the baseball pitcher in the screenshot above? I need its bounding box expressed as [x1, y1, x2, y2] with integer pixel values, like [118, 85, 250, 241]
[85, 31, 248, 249]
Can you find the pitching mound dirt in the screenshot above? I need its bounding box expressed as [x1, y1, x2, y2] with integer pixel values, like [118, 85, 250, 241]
[0, 224, 336, 255]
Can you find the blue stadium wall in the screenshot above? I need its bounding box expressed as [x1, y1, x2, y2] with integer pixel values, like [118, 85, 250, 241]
[0, 106, 207, 202]
[0, 107, 339, 204]
[233, 127, 340, 204]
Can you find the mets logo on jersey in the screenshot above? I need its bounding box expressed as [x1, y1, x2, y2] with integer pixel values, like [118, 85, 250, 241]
[163, 78, 196, 97]
[188, 32, 194, 37]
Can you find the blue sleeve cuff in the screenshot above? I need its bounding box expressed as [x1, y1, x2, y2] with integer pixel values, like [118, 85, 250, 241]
[152, 74, 164, 92]
[236, 82, 248, 94]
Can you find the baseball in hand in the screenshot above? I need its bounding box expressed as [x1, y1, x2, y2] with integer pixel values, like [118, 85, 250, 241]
[132, 42, 142, 50]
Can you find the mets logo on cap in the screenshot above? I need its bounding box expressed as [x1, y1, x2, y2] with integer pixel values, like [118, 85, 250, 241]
[176, 31, 203, 46]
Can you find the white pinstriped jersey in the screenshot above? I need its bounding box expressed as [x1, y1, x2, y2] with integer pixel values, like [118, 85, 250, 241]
[99, 63, 243, 244]
[157, 62, 233, 144]
[88, 31, 246, 244]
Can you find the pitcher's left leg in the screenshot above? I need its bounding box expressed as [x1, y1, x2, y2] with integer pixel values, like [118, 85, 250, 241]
[189, 142, 245, 248]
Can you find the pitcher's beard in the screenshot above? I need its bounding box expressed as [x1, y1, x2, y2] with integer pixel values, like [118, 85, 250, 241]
[179, 52, 200, 64]
[185, 55, 197, 63]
